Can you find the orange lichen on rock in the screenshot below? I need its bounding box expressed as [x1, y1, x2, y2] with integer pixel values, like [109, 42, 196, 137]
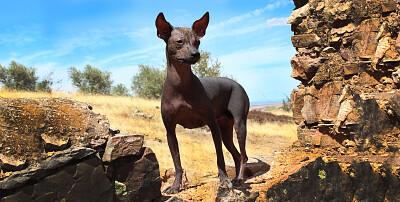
[0, 97, 110, 169]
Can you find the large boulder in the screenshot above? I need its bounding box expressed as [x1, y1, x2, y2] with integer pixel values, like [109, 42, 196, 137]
[0, 97, 110, 170]
[1, 147, 114, 201]
[102, 133, 161, 202]
[110, 147, 161, 202]
[265, 157, 400, 201]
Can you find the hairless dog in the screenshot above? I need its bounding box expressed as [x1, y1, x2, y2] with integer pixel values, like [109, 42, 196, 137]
[156, 12, 250, 194]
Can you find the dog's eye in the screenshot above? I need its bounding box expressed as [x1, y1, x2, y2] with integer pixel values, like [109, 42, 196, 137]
[176, 40, 183, 44]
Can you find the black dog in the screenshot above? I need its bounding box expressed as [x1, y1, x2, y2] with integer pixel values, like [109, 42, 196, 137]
[156, 12, 249, 194]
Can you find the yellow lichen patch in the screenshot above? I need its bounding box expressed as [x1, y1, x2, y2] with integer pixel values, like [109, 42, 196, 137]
[0, 96, 109, 167]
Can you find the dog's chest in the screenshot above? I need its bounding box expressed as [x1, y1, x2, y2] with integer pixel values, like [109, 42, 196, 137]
[175, 102, 208, 129]
[178, 113, 206, 129]
[162, 97, 209, 129]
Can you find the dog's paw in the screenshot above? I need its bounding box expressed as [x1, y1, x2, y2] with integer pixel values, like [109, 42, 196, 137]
[232, 178, 244, 187]
[219, 175, 233, 190]
[162, 185, 180, 194]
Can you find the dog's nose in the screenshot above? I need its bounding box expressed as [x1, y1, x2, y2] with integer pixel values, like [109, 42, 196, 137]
[191, 51, 200, 58]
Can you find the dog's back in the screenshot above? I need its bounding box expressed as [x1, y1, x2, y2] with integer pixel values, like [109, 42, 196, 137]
[200, 77, 249, 121]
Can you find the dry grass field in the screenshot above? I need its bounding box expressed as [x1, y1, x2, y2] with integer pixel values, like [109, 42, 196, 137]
[1, 90, 298, 185]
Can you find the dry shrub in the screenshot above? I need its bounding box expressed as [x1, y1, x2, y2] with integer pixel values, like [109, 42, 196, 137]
[248, 110, 294, 124]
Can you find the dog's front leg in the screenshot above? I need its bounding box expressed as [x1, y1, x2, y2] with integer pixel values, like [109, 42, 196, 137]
[163, 125, 183, 194]
[208, 119, 233, 189]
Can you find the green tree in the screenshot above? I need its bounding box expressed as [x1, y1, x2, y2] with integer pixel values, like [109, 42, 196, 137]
[68, 65, 113, 94]
[0, 64, 6, 84]
[36, 72, 54, 93]
[131, 64, 166, 99]
[0, 61, 38, 91]
[192, 50, 222, 78]
[111, 84, 130, 96]
[282, 95, 292, 112]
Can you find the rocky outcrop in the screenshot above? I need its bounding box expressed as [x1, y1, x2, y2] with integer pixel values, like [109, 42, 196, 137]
[0, 147, 97, 191]
[288, 0, 400, 153]
[1, 148, 114, 201]
[254, 1, 400, 200]
[0, 97, 161, 201]
[0, 97, 110, 169]
[266, 156, 400, 201]
[168, 147, 399, 201]
[261, 0, 400, 201]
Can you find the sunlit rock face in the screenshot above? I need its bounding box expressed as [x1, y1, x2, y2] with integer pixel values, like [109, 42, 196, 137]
[289, 0, 400, 153]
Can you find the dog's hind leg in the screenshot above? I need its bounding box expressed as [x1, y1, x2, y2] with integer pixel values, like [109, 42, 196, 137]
[207, 118, 233, 189]
[233, 119, 248, 185]
[218, 116, 241, 182]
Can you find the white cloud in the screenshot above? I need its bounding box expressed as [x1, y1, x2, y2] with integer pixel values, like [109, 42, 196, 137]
[209, 1, 290, 30]
[125, 27, 154, 39]
[0, 25, 41, 46]
[206, 1, 291, 41]
[96, 45, 162, 67]
[20, 50, 52, 63]
[205, 15, 290, 41]
[52, 29, 112, 57]
[0, 50, 53, 70]
[219, 45, 295, 72]
[174, 9, 191, 17]
[266, 17, 289, 27]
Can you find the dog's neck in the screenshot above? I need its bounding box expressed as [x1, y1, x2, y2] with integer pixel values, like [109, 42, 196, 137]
[165, 48, 195, 89]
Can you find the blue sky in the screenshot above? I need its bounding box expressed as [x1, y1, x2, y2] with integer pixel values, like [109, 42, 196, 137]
[0, 0, 298, 104]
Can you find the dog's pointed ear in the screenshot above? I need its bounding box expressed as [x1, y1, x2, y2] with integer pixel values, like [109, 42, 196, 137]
[156, 12, 173, 41]
[192, 12, 209, 38]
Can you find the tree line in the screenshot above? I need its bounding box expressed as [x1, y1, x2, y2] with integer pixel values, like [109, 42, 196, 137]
[0, 50, 224, 98]
[0, 61, 54, 93]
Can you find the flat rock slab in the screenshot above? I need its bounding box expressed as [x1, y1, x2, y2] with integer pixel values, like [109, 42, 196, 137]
[291, 34, 321, 48]
[226, 156, 271, 180]
[40, 133, 69, 151]
[102, 133, 144, 163]
[382, 2, 397, 13]
[0, 147, 96, 190]
[1, 152, 113, 201]
[0, 154, 26, 171]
